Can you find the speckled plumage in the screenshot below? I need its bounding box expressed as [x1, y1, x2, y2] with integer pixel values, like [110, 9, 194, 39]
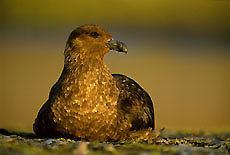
[33, 24, 156, 141]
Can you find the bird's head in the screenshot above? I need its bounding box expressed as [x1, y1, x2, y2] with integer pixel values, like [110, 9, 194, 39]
[65, 24, 128, 62]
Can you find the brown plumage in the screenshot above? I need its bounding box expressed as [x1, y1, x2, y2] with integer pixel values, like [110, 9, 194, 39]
[33, 24, 157, 141]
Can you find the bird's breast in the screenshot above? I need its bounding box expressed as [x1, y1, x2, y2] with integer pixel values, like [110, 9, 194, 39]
[51, 62, 120, 137]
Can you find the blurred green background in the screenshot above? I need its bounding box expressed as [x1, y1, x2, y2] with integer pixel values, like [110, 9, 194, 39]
[0, 0, 229, 132]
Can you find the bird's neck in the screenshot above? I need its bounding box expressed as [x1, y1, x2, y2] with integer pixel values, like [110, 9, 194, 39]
[64, 47, 104, 70]
[63, 55, 104, 74]
[58, 56, 119, 107]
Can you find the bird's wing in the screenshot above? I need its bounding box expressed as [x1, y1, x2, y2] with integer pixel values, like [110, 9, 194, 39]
[112, 74, 155, 130]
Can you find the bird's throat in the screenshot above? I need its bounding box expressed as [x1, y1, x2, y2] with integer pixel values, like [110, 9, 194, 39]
[58, 58, 119, 112]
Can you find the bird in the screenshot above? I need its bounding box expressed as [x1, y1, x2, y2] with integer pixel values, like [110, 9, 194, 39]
[33, 24, 158, 142]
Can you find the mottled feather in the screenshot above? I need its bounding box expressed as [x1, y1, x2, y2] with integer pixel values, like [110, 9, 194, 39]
[33, 24, 156, 141]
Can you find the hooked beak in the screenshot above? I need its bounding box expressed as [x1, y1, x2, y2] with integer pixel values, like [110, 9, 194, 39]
[105, 39, 128, 54]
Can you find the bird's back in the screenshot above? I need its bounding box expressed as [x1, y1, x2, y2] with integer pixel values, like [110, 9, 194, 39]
[113, 74, 155, 131]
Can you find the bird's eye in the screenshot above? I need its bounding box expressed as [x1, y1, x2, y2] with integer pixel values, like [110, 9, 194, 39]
[90, 32, 99, 38]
